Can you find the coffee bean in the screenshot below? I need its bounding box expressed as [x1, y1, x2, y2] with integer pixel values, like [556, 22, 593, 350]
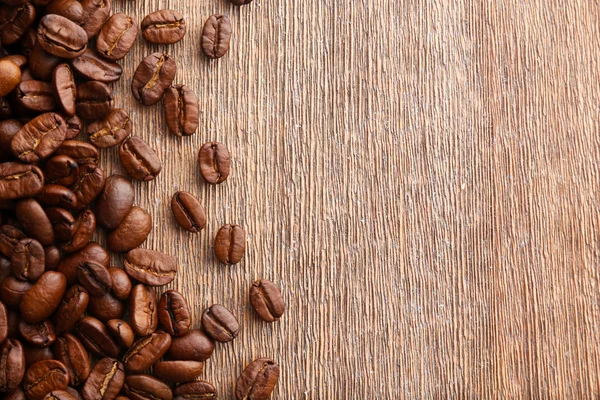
[73, 316, 119, 358]
[249, 280, 285, 323]
[52, 64, 77, 117]
[64, 115, 82, 139]
[0, 163, 44, 200]
[174, 381, 217, 400]
[19, 320, 56, 347]
[53, 285, 88, 334]
[123, 374, 172, 400]
[166, 329, 214, 362]
[198, 142, 230, 184]
[201, 15, 232, 59]
[108, 267, 131, 300]
[0, 59, 20, 97]
[235, 358, 279, 400]
[18, 26, 36, 56]
[43, 156, 79, 187]
[1, 54, 26, 67]
[0, 339, 25, 392]
[36, 185, 78, 210]
[214, 224, 246, 264]
[122, 331, 171, 373]
[45, 207, 76, 243]
[55, 140, 99, 166]
[141, 10, 186, 44]
[80, 0, 111, 38]
[11, 238, 45, 281]
[107, 206, 152, 253]
[230, 0, 253, 5]
[70, 163, 105, 208]
[0, 224, 25, 257]
[20, 271, 67, 323]
[46, 0, 84, 24]
[96, 13, 137, 61]
[129, 284, 158, 336]
[158, 290, 191, 337]
[62, 387, 83, 400]
[44, 246, 60, 271]
[0, 277, 32, 309]
[0, 120, 22, 162]
[15, 198, 54, 245]
[76, 81, 113, 120]
[131, 52, 176, 106]
[57, 242, 109, 285]
[106, 319, 134, 348]
[37, 14, 87, 59]
[95, 174, 134, 230]
[77, 261, 112, 297]
[0, 300, 7, 343]
[29, 44, 62, 82]
[81, 357, 124, 400]
[171, 191, 206, 233]
[70, 49, 122, 83]
[119, 136, 161, 182]
[11, 113, 66, 164]
[124, 248, 176, 286]
[23, 345, 54, 367]
[0, 3, 36, 45]
[163, 85, 199, 137]
[86, 108, 131, 149]
[52, 334, 89, 386]
[43, 390, 77, 400]
[61, 209, 95, 253]
[201, 304, 239, 343]
[87, 292, 124, 322]
[153, 360, 203, 383]
[14, 80, 56, 114]
[23, 360, 70, 400]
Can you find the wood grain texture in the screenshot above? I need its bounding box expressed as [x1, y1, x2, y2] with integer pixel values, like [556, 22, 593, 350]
[96, 0, 600, 398]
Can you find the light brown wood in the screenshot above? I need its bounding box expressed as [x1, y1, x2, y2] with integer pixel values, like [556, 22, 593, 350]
[99, 0, 600, 397]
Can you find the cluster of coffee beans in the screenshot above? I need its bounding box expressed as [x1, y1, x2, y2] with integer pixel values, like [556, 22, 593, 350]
[0, 0, 285, 398]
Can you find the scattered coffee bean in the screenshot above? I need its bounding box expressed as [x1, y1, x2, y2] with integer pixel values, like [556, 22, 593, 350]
[106, 319, 134, 348]
[198, 142, 231, 184]
[96, 13, 137, 61]
[107, 206, 152, 253]
[174, 381, 217, 400]
[11, 113, 66, 164]
[71, 49, 123, 83]
[166, 329, 214, 362]
[0, 339, 26, 392]
[0, 3, 36, 45]
[43, 390, 77, 400]
[52, 333, 90, 386]
[43, 156, 79, 187]
[1, 277, 32, 309]
[86, 109, 131, 149]
[81, 357, 124, 400]
[131, 52, 176, 106]
[20, 271, 66, 323]
[15, 198, 54, 245]
[171, 191, 206, 233]
[119, 136, 162, 182]
[45, 0, 84, 24]
[123, 374, 172, 400]
[0, 59, 20, 97]
[80, 0, 111, 38]
[163, 84, 199, 137]
[250, 279, 285, 322]
[47, 205, 78, 245]
[75, 81, 113, 121]
[19, 319, 56, 348]
[153, 360, 204, 383]
[23, 360, 70, 400]
[158, 290, 191, 337]
[0, 225, 25, 257]
[54, 140, 99, 166]
[235, 358, 280, 400]
[64, 115, 82, 140]
[57, 242, 109, 285]
[14, 80, 56, 114]
[73, 316, 119, 358]
[129, 284, 158, 337]
[61, 209, 95, 254]
[77, 261, 112, 297]
[11, 238, 45, 281]
[141, 10, 186, 44]
[36, 185, 78, 209]
[70, 163, 105, 209]
[122, 331, 171, 373]
[95, 175, 134, 230]
[53, 285, 88, 334]
[44, 246, 61, 271]
[201, 15, 232, 59]
[214, 224, 246, 264]
[124, 248, 176, 286]
[87, 292, 125, 322]
[108, 267, 132, 300]
[201, 304, 239, 343]
[37, 14, 87, 59]
[0, 162, 44, 200]
[52, 64, 77, 117]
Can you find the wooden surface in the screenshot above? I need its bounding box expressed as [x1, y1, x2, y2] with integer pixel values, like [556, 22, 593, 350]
[98, 0, 600, 398]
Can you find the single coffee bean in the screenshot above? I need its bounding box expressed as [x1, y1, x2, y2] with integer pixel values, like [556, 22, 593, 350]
[70, 49, 122, 83]
[15, 199, 54, 245]
[0, 3, 36, 45]
[97, 13, 137, 61]
[106, 319, 134, 348]
[20, 271, 67, 323]
[55, 140, 99, 166]
[0, 162, 44, 200]
[14, 80, 56, 114]
[95, 174, 134, 230]
[52, 64, 76, 117]
[214, 224, 246, 264]
[230, 0, 253, 5]
[174, 381, 217, 400]
[87, 292, 125, 322]
[171, 191, 206, 233]
[108, 267, 131, 300]
[163, 85, 199, 137]
[0, 224, 25, 257]
[70, 163, 105, 208]
[80, 0, 111, 38]
[165, 329, 214, 362]
[43, 390, 77, 400]
[57, 242, 108, 285]
[0, 277, 32, 309]
[86, 108, 131, 149]
[0, 300, 7, 343]
[46, 0, 84, 24]
[61, 209, 95, 253]
[123, 374, 172, 400]
[124, 248, 176, 286]
[77, 261, 112, 297]
[107, 206, 152, 253]
[122, 332, 171, 373]
[73, 316, 119, 358]
[64, 115, 82, 139]
[201, 15, 232, 59]
[0, 120, 22, 161]
[235, 358, 279, 400]
[249, 280, 285, 322]
[23, 345, 54, 367]
[37, 14, 87, 59]
[11, 238, 45, 281]
[53, 285, 88, 334]
[81, 357, 125, 400]
[0, 59, 20, 97]
[19, 320, 56, 347]
[131, 52, 176, 106]
[129, 284, 158, 336]
[43, 156, 79, 187]
[36, 185, 78, 209]
[0, 339, 25, 392]
[141, 10, 186, 44]
[201, 304, 239, 343]
[29, 44, 62, 82]
[158, 290, 191, 337]
[76, 81, 113, 120]
[23, 360, 70, 400]
[153, 360, 203, 383]
[119, 137, 161, 182]
[52, 334, 89, 387]
[198, 142, 231, 184]
[44, 246, 60, 271]
[45, 207, 76, 243]
[11, 113, 67, 164]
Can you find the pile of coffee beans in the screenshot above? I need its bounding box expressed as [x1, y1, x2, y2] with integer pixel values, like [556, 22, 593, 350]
[0, 0, 285, 398]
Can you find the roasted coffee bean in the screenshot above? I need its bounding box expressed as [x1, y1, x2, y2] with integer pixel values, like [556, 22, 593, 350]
[29, 44, 62, 82]
[15, 199, 54, 245]
[250, 280, 285, 322]
[230, 0, 253, 5]
[129, 284, 158, 336]
[11, 238, 45, 281]
[64, 387, 84, 400]
[0, 163, 44, 200]
[201, 15, 231, 59]
[198, 142, 230, 184]
[95, 174, 134, 230]
[0, 59, 20, 97]
[53, 285, 88, 334]
[0, 3, 35, 45]
[23, 345, 54, 367]
[107, 206, 152, 253]
[18, 27, 37, 58]
[0, 120, 21, 161]
[52, 64, 76, 116]
[81, 357, 124, 400]
[141, 10, 185, 44]
[0, 339, 25, 392]
[55, 140, 99, 166]
[0, 224, 25, 257]
[171, 191, 206, 233]
[36, 185, 78, 209]
[20, 271, 67, 323]
[163, 85, 199, 137]
[201, 304, 239, 343]
[61, 209, 95, 253]
[73, 316, 119, 358]
[124, 248, 176, 286]
[123, 374, 172, 400]
[52, 334, 90, 387]
[123, 332, 171, 373]
[87, 108, 131, 149]
[119, 136, 162, 181]
[174, 381, 217, 400]
[0, 277, 31, 309]
[108, 267, 131, 300]
[131, 52, 176, 106]
[97, 13, 137, 61]
[166, 329, 214, 362]
[153, 361, 203, 383]
[43, 156, 79, 187]
[80, 0, 111, 38]
[214, 224, 246, 265]
[45, 207, 76, 243]
[235, 358, 279, 400]
[70, 163, 105, 208]
[158, 290, 191, 337]
[23, 360, 70, 400]
[0, 300, 7, 343]
[43, 390, 77, 400]
[19, 320, 56, 347]
[77, 261, 112, 297]
[46, 0, 84, 24]
[37, 14, 87, 59]
[70, 49, 122, 83]
[106, 319, 134, 348]
[57, 242, 108, 285]
[14, 80, 56, 114]
[76, 81, 113, 120]
[87, 292, 124, 322]
[11, 113, 66, 164]
[64, 115, 82, 140]
[44, 246, 60, 271]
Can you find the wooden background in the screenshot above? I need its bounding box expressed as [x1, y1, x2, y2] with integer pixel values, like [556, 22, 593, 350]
[96, 0, 600, 398]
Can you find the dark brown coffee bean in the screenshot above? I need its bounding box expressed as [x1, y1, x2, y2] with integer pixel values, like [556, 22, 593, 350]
[171, 191, 206, 233]
[87, 293, 124, 322]
[0, 277, 31, 309]
[95, 175, 133, 230]
[123, 374, 172, 400]
[64, 115, 82, 139]
[15, 198, 54, 245]
[80, 0, 111, 38]
[61, 209, 95, 253]
[97, 13, 137, 61]
[0, 300, 6, 343]
[11, 113, 66, 164]
[198, 142, 230, 184]
[124, 249, 176, 286]
[87, 108, 131, 149]
[43, 390, 77, 400]
[23, 345, 53, 367]
[81, 357, 124, 400]
[107, 206, 152, 253]
[63, 387, 84, 400]
[44, 246, 60, 271]
[43, 156, 78, 187]
[29, 44, 61, 82]
[131, 52, 176, 106]
[249, 280, 285, 323]
[201, 304, 239, 343]
[163, 85, 198, 137]
[0, 59, 20, 97]
[201, 15, 231, 59]
[70, 49, 122, 83]
[153, 361, 203, 383]
[76, 81, 113, 120]
[36, 185, 78, 209]
[174, 381, 217, 400]
[141, 10, 185, 44]
[158, 290, 191, 337]
[0, 224, 25, 257]
[14, 80, 56, 114]
[129, 284, 158, 336]
[119, 137, 161, 182]
[53, 285, 88, 334]
[46, 0, 84, 24]
[123, 332, 171, 373]
[52, 334, 90, 387]
[20, 271, 66, 323]
[166, 329, 214, 362]
[57, 242, 108, 285]
[73, 316, 118, 357]
[0, 339, 25, 392]
[52, 64, 76, 116]
[55, 140, 99, 166]
[45, 207, 75, 243]
[0, 119, 22, 161]
[0, 163, 44, 200]
[108, 267, 131, 300]
[235, 358, 279, 400]
[18, 27, 36, 58]
[106, 319, 134, 348]
[19, 320, 56, 347]
[11, 238, 45, 281]
[78, 261, 111, 297]
[0, 3, 35, 45]
[23, 360, 69, 400]
[37, 14, 87, 59]
[70, 163, 105, 208]
[214, 224, 245, 264]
